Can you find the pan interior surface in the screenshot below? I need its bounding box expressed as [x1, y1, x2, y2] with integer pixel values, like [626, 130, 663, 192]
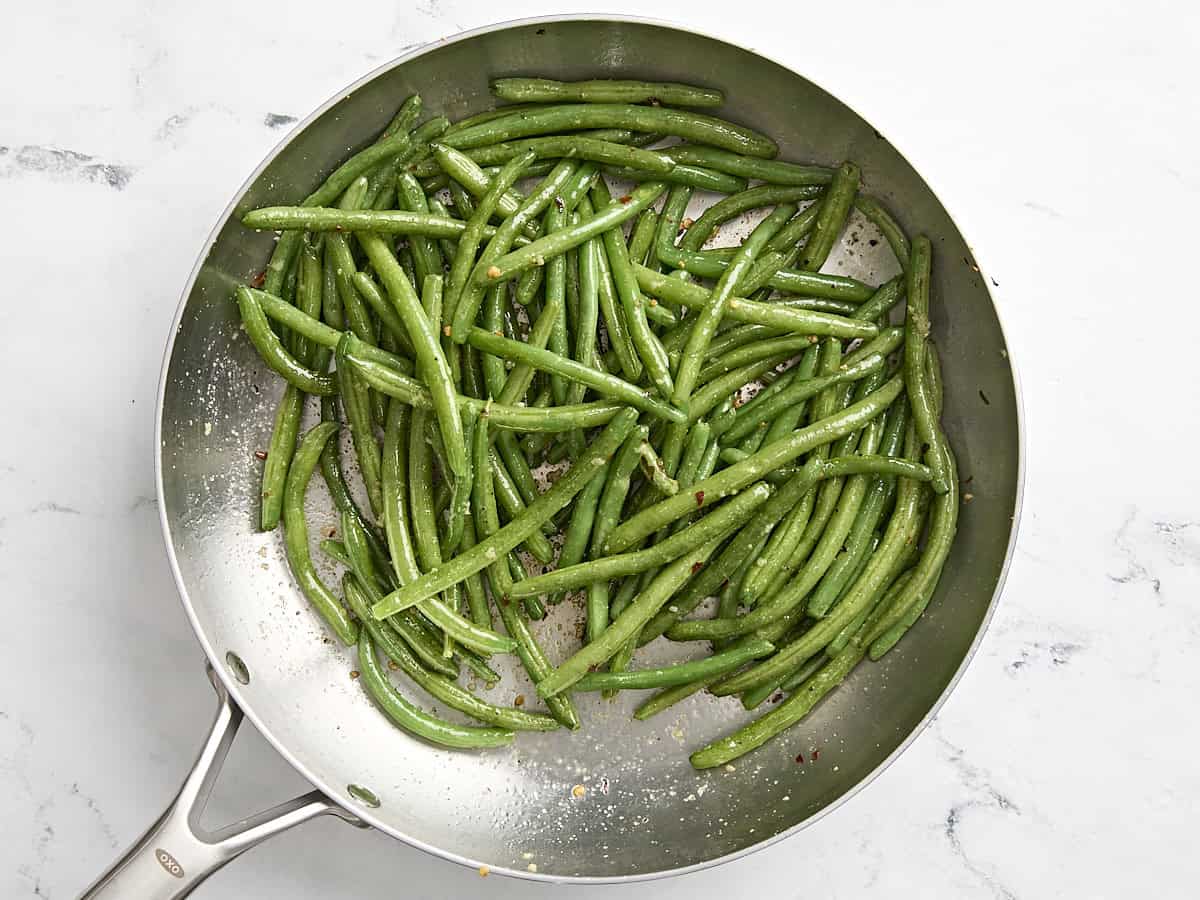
[158, 17, 1019, 881]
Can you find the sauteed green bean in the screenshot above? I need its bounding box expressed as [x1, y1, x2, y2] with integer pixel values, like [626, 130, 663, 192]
[237, 80, 960, 768]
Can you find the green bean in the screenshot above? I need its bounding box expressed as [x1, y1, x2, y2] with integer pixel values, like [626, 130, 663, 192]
[371, 408, 640, 618]
[664, 145, 833, 186]
[460, 159, 577, 340]
[350, 272, 415, 357]
[636, 441, 679, 496]
[775, 648, 832, 695]
[319, 237, 345, 330]
[583, 426, 649, 639]
[327, 179, 379, 348]
[367, 116, 449, 209]
[456, 181, 666, 314]
[691, 642, 863, 768]
[628, 209, 659, 267]
[408, 407, 447, 575]
[356, 629, 514, 749]
[580, 196, 641, 383]
[926, 342, 944, 417]
[506, 552, 545, 620]
[492, 432, 544, 512]
[854, 194, 911, 271]
[235, 287, 335, 395]
[680, 187, 821, 252]
[441, 135, 676, 174]
[492, 584, 581, 731]
[572, 128, 663, 145]
[381, 398, 422, 585]
[470, 417, 513, 601]
[634, 265, 876, 335]
[280, 423, 358, 645]
[334, 335, 628, 432]
[257, 121, 414, 299]
[606, 163, 748, 195]
[799, 161, 859, 271]
[458, 514, 492, 628]
[444, 104, 776, 158]
[865, 440, 958, 651]
[334, 339, 384, 516]
[672, 205, 797, 409]
[491, 77, 724, 107]
[807, 403, 908, 618]
[850, 276, 906, 325]
[446, 102, 544, 134]
[343, 412, 514, 661]
[319, 535, 350, 567]
[384, 614, 459, 679]
[633, 677, 715, 719]
[357, 238, 466, 478]
[904, 235, 953, 494]
[380, 93, 423, 141]
[673, 459, 879, 641]
[697, 332, 811, 383]
[651, 182, 691, 278]
[603, 375, 903, 553]
[554, 461, 609, 602]
[395, 172, 444, 285]
[573, 639, 775, 692]
[592, 180, 673, 396]
[711, 458, 926, 696]
[425, 195, 461, 267]
[743, 359, 862, 603]
[572, 230, 600, 384]
[489, 449, 555, 563]
[259, 386, 303, 531]
[717, 351, 888, 445]
[288, 240, 323, 366]
[343, 574, 555, 731]
[464, 328, 685, 423]
[537, 534, 728, 699]
[432, 144, 528, 225]
[512, 483, 771, 598]
[687, 355, 795, 426]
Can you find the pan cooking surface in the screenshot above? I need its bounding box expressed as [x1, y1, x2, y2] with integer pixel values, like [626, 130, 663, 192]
[158, 17, 1020, 881]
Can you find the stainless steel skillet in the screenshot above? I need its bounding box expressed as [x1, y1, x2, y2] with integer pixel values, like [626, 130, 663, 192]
[82, 15, 1023, 898]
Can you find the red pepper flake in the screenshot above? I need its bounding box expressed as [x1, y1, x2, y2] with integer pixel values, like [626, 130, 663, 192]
[254, 450, 268, 461]
[694, 490, 705, 507]
[811, 749, 820, 761]
[250, 270, 266, 288]
[795, 753, 805, 764]
[619, 194, 633, 204]
[691, 561, 704, 574]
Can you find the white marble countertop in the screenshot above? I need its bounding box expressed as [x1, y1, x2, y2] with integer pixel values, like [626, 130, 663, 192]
[4, 1, 1198, 897]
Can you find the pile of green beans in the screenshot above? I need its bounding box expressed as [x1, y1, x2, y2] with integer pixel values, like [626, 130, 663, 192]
[236, 76, 959, 767]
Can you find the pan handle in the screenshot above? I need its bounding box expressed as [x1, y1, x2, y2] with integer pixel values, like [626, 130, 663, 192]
[78, 665, 366, 899]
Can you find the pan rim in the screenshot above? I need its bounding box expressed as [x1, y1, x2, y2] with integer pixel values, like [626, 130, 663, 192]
[154, 12, 1026, 885]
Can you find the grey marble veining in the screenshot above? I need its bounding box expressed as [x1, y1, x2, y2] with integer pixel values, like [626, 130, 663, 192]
[3, 1, 1198, 898]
